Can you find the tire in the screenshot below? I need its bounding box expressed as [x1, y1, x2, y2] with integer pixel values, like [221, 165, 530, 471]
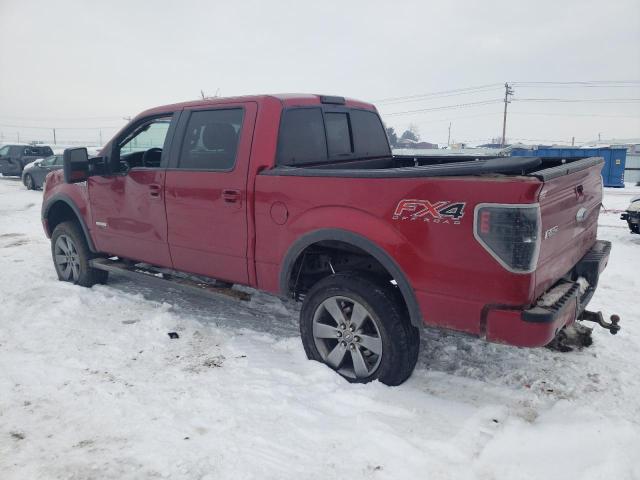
[300, 272, 420, 386]
[51, 221, 108, 287]
[24, 174, 35, 190]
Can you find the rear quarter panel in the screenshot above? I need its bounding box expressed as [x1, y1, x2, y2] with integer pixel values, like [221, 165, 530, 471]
[254, 174, 542, 334]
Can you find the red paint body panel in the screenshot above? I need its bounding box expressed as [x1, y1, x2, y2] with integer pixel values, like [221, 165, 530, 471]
[254, 174, 543, 334]
[485, 299, 577, 347]
[41, 93, 607, 349]
[534, 163, 602, 298]
[88, 170, 172, 267]
[164, 102, 258, 284]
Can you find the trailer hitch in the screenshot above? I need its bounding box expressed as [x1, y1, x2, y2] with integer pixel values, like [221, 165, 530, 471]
[579, 310, 621, 335]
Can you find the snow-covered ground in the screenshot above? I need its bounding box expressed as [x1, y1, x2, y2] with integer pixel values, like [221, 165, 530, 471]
[0, 177, 639, 480]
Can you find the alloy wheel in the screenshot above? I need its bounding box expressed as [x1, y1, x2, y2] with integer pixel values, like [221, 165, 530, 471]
[54, 234, 81, 282]
[312, 296, 383, 379]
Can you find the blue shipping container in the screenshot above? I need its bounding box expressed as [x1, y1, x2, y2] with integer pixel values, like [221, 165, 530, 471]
[510, 147, 626, 187]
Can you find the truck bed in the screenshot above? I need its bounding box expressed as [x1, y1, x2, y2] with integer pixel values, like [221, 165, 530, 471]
[262, 155, 604, 181]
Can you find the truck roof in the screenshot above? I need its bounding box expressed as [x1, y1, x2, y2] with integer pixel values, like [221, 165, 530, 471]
[137, 94, 377, 119]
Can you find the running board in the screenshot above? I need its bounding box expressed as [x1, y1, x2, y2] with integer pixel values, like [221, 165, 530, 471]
[89, 258, 251, 302]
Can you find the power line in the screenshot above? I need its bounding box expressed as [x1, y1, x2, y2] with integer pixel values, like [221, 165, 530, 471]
[375, 81, 640, 106]
[511, 80, 640, 86]
[0, 115, 126, 121]
[0, 123, 123, 130]
[512, 84, 640, 89]
[509, 111, 640, 119]
[374, 83, 503, 104]
[377, 87, 504, 106]
[514, 98, 640, 103]
[382, 99, 503, 116]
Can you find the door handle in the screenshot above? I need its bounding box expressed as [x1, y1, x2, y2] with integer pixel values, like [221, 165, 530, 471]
[222, 189, 241, 203]
[149, 184, 162, 198]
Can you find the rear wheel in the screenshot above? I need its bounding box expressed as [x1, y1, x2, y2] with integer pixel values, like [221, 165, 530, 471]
[51, 221, 108, 287]
[300, 272, 419, 386]
[24, 174, 35, 190]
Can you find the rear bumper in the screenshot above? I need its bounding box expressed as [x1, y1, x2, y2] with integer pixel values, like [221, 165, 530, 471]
[485, 240, 611, 347]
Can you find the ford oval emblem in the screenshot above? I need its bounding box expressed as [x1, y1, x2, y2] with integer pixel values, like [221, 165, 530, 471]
[576, 207, 588, 223]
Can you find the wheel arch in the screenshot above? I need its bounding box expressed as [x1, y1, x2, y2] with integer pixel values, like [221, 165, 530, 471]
[279, 228, 423, 328]
[42, 194, 97, 252]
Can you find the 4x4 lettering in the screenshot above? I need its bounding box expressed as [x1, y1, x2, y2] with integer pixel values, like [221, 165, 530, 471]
[438, 202, 465, 219]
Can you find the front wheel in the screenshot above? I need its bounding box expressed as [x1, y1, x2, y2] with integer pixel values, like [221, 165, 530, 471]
[300, 272, 420, 386]
[51, 221, 108, 287]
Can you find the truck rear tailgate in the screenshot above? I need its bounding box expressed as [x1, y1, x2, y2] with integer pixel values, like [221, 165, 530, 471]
[534, 158, 603, 299]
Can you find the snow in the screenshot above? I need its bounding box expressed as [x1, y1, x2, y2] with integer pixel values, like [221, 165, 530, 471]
[1, 177, 639, 480]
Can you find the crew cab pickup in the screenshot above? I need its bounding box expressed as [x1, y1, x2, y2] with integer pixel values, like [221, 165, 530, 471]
[41, 94, 617, 385]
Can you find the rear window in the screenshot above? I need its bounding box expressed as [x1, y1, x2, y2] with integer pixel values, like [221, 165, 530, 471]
[277, 107, 390, 166]
[277, 108, 327, 165]
[325, 112, 352, 157]
[351, 110, 390, 157]
[178, 108, 244, 171]
[23, 146, 53, 157]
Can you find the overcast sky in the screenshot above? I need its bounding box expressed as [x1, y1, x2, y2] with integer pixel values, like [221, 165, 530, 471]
[1, 0, 639, 146]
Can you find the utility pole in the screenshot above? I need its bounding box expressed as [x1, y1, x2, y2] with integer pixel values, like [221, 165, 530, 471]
[447, 122, 452, 147]
[53, 128, 57, 145]
[99, 129, 103, 146]
[598, 132, 602, 143]
[501, 82, 514, 147]
[571, 136, 575, 146]
[17, 132, 20, 143]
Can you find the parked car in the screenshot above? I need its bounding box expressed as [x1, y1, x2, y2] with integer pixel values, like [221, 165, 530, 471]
[41, 94, 618, 386]
[22, 154, 64, 190]
[620, 196, 640, 234]
[0, 144, 54, 176]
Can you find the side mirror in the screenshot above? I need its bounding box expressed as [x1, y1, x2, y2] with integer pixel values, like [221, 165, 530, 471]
[63, 147, 89, 183]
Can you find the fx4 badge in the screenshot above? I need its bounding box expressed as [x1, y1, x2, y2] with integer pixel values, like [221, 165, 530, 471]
[393, 199, 466, 225]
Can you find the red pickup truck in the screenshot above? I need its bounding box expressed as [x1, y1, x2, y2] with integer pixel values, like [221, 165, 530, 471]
[41, 94, 618, 385]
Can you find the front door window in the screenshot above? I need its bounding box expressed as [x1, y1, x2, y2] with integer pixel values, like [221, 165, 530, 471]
[117, 117, 172, 170]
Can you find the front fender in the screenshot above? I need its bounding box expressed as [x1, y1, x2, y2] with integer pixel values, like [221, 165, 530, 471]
[41, 173, 95, 252]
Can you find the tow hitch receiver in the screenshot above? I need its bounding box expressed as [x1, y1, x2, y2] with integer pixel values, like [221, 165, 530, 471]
[579, 310, 621, 335]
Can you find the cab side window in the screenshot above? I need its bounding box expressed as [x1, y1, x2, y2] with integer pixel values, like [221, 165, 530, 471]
[178, 109, 244, 171]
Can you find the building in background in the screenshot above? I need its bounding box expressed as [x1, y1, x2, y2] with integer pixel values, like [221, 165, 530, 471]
[396, 138, 438, 150]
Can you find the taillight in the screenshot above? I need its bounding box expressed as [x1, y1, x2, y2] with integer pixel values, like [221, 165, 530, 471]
[473, 203, 541, 273]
